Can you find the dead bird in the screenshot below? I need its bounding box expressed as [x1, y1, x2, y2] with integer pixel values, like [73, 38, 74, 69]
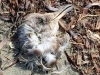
[15, 4, 73, 71]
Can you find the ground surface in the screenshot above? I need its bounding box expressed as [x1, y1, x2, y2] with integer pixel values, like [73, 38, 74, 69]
[0, 0, 100, 75]
[0, 20, 79, 75]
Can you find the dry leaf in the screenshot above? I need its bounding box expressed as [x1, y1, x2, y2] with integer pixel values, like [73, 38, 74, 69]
[64, 51, 77, 67]
[69, 30, 78, 41]
[95, 19, 100, 30]
[83, 36, 90, 49]
[78, 14, 99, 21]
[87, 30, 100, 41]
[85, 2, 100, 9]
[82, 60, 90, 65]
[25, 0, 30, 10]
[44, 1, 58, 11]
[59, 19, 67, 31]
[95, 65, 100, 73]
[59, 18, 75, 31]
[85, 66, 94, 74]
[77, 54, 82, 65]
[91, 52, 100, 73]
[91, 52, 99, 58]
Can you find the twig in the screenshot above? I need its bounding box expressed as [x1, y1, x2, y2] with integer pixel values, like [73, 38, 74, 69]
[51, 65, 70, 74]
[4, 56, 12, 61]
[71, 42, 84, 45]
[2, 60, 18, 70]
[0, 11, 25, 14]
[78, 14, 100, 21]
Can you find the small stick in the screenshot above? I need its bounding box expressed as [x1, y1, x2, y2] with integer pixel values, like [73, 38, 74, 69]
[2, 60, 18, 70]
[51, 65, 70, 74]
[4, 56, 12, 61]
[0, 11, 25, 14]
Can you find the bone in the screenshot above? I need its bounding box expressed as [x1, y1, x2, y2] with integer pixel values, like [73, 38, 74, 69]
[15, 4, 73, 69]
[53, 4, 73, 20]
[22, 4, 73, 35]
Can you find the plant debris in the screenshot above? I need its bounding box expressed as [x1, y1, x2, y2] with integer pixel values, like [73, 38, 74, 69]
[0, 0, 100, 75]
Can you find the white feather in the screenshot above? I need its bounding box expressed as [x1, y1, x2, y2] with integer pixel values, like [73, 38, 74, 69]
[43, 53, 56, 66]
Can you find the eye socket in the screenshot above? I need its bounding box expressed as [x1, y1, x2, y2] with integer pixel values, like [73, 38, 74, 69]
[51, 52, 54, 54]
[36, 17, 43, 23]
[36, 17, 45, 25]
[38, 18, 44, 23]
